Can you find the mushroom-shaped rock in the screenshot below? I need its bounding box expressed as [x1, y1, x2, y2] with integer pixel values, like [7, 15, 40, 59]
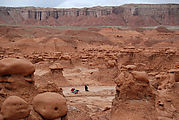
[125, 65, 136, 70]
[49, 63, 63, 71]
[115, 70, 153, 100]
[0, 58, 35, 76]
[1, 96, 30, 120]
[32, 92, 67, 120]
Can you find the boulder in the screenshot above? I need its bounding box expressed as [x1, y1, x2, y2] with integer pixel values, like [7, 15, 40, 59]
[0, 58, 35, 76]
[32, 92, 67, 120]
[1, 96, 30, 120]
[115, 69, 153, 100]
[131, 71, 149, 83]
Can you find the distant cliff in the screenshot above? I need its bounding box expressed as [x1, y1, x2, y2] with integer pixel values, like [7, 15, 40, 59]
[0, 4, 178, 26]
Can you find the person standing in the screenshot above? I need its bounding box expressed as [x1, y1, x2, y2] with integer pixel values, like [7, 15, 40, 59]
[85, 84, 89, 91]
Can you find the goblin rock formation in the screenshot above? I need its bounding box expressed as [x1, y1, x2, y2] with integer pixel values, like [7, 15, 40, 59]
[1, 96, 30, 120]
[0, 58, 35, 77]
[0, 4, 178, 26]
[111, 65, 156, 120]
[111, 64, 179, 120]
[0, 92, 68, 120]
[153, 69, 179, 120]
[114, 65, 154, 100]
[0, 58, 37, 104]
[0, 58, 68, 120]
[32, 92, 68, 120]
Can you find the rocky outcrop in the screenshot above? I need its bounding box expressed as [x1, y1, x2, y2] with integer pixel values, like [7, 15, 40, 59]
[0, 58, 68, 120]
[0, 93, 68, 120]
[0, 4, 178, 26]
[0, 58, 37, 104]
[1, 96, 30, 120]
[111, 65, 156, 120]
[111, 65, 179, 120]
[0, 58, 35, 76]
[32, 92, 68, 120]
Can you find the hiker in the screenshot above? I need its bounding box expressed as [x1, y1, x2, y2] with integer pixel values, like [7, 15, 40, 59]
[85, 84, 89, 91]
[71, 88, 79, 94]
[74, 89, 79, 94]
[71, 88, 75, 93]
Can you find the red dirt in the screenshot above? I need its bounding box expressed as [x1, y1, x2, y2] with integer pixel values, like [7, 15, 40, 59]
[0, 25, 178, 120]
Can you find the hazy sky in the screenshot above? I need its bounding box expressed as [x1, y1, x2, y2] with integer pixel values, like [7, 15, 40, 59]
[0, 0, 178, 8]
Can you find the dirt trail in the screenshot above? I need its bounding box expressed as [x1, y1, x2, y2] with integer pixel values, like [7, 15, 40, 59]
[62, 86, 115, 118]
[62, 86, 115, 95]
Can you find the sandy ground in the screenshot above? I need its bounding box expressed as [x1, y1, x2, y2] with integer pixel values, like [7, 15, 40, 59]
[62, 86, 115, 119]
[62, 85, 115, 109]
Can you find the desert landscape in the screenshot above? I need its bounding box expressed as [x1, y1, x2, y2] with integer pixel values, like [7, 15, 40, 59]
[0, 3, 178, 120]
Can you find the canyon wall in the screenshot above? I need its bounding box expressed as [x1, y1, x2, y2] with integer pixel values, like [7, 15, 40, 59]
[0, 4, 178, 26]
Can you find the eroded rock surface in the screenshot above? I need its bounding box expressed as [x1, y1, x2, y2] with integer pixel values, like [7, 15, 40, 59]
[0, 58, 37, 105]
[32, 92, 68, 120]
[0, 58, 35, 76]
[111, 65, 156, 120]
[1, 96, 30, 120]
[111, 64, 179, 120]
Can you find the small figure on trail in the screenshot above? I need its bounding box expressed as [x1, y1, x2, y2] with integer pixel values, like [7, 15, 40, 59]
[71, 88, 75, 93]
[71, 88, 79, 94]
[74, 89, 79, 94]
[85, 84, 89, 91]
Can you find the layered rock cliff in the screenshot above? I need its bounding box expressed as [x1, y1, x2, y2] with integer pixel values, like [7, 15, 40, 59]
[0, 4, 178, 26]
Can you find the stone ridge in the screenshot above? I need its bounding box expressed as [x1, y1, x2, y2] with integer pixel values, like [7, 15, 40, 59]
[0, 4, 178, 26]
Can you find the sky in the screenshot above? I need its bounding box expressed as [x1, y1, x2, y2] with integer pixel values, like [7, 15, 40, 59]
[0, 0, 178, 8]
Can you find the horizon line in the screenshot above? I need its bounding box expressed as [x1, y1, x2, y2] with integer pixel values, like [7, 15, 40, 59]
[0, 3, 178, 9]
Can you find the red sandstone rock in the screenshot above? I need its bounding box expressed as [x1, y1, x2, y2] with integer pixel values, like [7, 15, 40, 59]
[107, 60, 116, 68]
[49, 63, 63, 71]
[131, 71, 148, 83]
[168, 69, 179, 82]
[115, 67, 153, 100]
[1, 96, 30, 120]
[0, 58, 35, 76]
[125, 65, 137, 70]
[28, 109, 43, 120]
[32, 92, 68, 120]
